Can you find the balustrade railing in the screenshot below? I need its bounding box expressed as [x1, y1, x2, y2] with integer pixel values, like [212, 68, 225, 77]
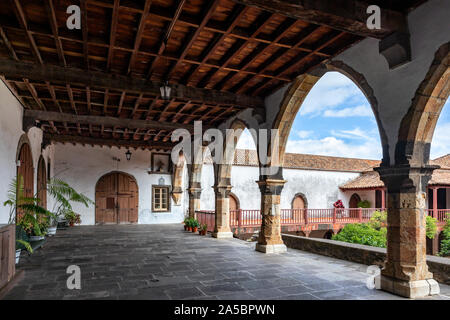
[195, 208, 449, 233]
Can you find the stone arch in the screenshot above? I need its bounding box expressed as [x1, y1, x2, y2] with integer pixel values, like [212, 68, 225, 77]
[271, 61, 388, 167]
[215, 119, 258, 186]
[396, 43, 450, 166]
[37, 155, 47, 209]
[229, 192, 240, 211]
[16, 133, 33, 164]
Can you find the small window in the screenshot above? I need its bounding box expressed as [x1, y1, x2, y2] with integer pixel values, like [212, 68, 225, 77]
[152, 186, 170, 212]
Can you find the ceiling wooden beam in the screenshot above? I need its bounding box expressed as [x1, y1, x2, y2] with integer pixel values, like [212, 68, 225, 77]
[0, 58, 264, 109]
[43, 133, 175, 150]
[232, 0, 407, 39]
[23, 110, 197, 132]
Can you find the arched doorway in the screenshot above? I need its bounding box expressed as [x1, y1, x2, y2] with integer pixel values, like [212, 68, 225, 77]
[292, 194, 307, 210]
[349, 193, 361, 218]
[229, 193, 239, 212]
[95, 172, 139, 224]
[17, 143, 34, 198]
[37, 156, 47, 209]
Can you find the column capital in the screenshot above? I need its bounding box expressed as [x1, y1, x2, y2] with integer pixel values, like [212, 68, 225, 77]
[374, 165, 439, 193]
[256, 179, 286, 195]
[213, 184, 232, 198]
[188, 187, 202, 199]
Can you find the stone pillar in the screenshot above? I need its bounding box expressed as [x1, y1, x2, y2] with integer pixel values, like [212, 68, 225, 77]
[375, 165, 440, 298]
[188, 186, 201, 219]
[255, 179, 287, 254]
[212, 185, 233, 239]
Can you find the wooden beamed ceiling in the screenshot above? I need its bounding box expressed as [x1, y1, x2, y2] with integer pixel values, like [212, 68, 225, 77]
[0, 0, 415, 150]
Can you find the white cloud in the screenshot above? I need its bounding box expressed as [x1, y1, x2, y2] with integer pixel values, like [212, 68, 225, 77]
[430, 121, 450, 159]
[299, 72, 362, 116]
[323, 105, 373, 118]
[285, 136, 382, 160]
[295, 130, 313, 139]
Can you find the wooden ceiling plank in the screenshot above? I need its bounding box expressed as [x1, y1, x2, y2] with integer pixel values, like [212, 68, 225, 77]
[80, 0, 89, 69]
[0, 27, 19, 61]
[127, 0, 153, 75]
[23, 109, 197, 131]
[45, 0, 66, 66]
[106, 0, 120, 71]
[44, 133, 174, 150]
[0, 58, 264, 109]
[165, 0, 221, 81]
[66, 84, 78, 115]
[10, 0, 43, 64]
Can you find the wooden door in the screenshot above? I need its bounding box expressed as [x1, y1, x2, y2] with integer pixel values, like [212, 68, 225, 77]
[349, 193, 361, 218]
[293, 195, 305, 209]
[95, 172, 138, 224]
[37, 157, 47, 209]
[17, 143, 34, 198]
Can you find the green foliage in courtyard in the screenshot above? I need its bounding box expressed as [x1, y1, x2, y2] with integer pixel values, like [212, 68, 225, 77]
[439, 214, 450, 257]
[368, 210, 387, 230]
[357, 200, 371, 208]
[333, 210, 440, 249]
[332, 223, 387, 248]
[425, 216, 437, 239]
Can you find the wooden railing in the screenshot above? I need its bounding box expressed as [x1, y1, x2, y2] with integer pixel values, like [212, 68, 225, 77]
[426, 209, 450, 223]
[195, 208, 449, 233]
[0, 224, 15, 290]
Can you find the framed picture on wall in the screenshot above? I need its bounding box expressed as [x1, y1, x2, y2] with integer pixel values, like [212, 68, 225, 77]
[151, 153, 170, 173]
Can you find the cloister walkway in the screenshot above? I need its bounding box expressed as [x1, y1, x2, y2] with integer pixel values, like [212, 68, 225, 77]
[5, 224, 450, 300]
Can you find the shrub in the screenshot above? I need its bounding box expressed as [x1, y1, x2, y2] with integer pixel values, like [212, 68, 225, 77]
[439, 214, 450, 257]
[357, 200, 371, 208]
[332, 223, 387, 248]
[368, 210, 387, 230]
[425, 216, 437, 239]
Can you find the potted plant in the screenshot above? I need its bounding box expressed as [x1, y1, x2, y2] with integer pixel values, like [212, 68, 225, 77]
[186, 218, 193, 231]
[46, 178, 92, 230]
[183, 218, 189, 231]
[199, 224, 207, 236]
[15, 226, 33, 264]
[65, 211, 81, 227]
[191, 219, 200, 233]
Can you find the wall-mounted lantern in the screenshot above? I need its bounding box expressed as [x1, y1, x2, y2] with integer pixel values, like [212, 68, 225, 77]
[160, 80, 172, 100]
[125, 149, 132, 161]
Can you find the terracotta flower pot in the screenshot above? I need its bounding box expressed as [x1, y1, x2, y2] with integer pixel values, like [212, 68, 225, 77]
[200, 230, 207, 236]
[187, 227, 192, 232]
[192, 227, 198, 233]
[184, 225, 188, 231]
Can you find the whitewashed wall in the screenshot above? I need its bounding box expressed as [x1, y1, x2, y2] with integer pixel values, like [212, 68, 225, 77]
[51, 144, 185, 225]
[199, 163, 363, 211]
[341, 189, 377, 209]
[0, 81, 52, 223]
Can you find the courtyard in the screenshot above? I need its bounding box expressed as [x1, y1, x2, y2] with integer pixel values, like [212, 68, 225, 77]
[4, 224, 450, 300]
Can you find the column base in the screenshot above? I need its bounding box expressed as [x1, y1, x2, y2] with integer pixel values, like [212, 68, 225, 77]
[212, 231, 233, 239]
[380, 275, 440, 298]
[255, 243, 287, 254]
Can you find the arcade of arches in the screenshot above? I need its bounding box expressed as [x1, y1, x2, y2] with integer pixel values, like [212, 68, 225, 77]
[0, 0, 449, 300]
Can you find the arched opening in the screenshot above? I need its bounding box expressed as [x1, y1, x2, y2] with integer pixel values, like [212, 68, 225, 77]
[349, 193, 361, 218]
[229, 193, 240, 211]
[37, 156, 47, 209]
[95, 172, 139, 224]
[292, 193, 307, 209]
[17, 141, 34, 199]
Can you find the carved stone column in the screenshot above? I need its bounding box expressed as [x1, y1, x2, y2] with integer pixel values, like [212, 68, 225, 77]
[188, 185, 201, 219]
[255, 179, 287, 253]
[375, 165, 440, 298]
[171, 187, 183, 206]
[212, 185, 233, 239]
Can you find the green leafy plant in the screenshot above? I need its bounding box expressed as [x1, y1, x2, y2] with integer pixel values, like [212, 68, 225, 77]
[357, 200, 371, 208]
[191, 219, 200, 229]
[439, 214, 450, 257]
[16, 239, 33, 254]
[201, 224, 207, 231]
[425, 215, 437, 239]
[332, 223, 387, 248]
[368, 210, 387, 230]
[65, 211, 81, 226]
[47, 178, 93, 226]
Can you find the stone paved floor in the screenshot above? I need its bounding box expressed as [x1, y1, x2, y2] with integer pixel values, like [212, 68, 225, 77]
[4, 224, 450, 300]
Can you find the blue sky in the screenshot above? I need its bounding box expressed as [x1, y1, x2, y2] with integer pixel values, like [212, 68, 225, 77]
[237, 72, 450, 160]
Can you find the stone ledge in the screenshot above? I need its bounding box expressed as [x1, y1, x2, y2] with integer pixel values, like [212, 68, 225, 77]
[281, 234, 450, 285]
